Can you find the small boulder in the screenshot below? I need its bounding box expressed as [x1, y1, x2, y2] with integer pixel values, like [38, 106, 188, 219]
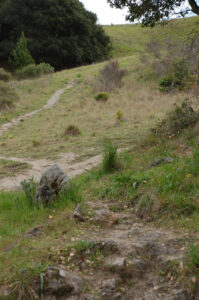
[35, 164, 70, 204]
[43, 267, 84, 297]
[93, 208, 119, 226]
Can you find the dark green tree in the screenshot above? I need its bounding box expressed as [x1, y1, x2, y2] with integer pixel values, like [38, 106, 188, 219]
[0, 0, 111, 69]
[107, 0, 199, 26]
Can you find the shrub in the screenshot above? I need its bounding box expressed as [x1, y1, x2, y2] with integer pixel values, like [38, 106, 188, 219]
[21, 177, 37, 207]
[10, 32, 34, 69]
[93, 60, 126, 92]
[152, 102, 199, 136]
[116, 110, 124, 122]
[102, 138, 120, 173]
[16, 64, 39, 79]
[37, 62, 54, 75]
[0, 68, 11, 81]
[94, 92, 109, 101]
[64, 125, 81, 136]
[16, 63, 54, 79]
[0, 81, 18, 110]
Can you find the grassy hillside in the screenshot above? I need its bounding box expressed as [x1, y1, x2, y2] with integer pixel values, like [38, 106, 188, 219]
[1, 16, 199, 299]
[104, 16, 199, 58]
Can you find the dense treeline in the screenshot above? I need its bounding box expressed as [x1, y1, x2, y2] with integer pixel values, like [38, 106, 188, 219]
[0, 0, 111, 69]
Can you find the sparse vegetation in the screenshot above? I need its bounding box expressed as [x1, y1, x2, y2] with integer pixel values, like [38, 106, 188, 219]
[152, 102, 199, 137]
[0, 159, 29, 179]
[0, 81, 18, 110]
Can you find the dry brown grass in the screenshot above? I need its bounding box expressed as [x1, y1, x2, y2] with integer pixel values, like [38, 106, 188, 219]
[0, 55, 188, 160]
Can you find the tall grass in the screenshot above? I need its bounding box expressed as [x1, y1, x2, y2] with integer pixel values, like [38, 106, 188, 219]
[102, 138, 120, 173]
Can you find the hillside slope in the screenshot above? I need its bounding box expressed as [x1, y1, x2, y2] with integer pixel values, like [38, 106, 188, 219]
[1, 16, 199, 300]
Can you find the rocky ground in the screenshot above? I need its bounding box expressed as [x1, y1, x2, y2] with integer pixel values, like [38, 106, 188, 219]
[3, 198, 195, 300]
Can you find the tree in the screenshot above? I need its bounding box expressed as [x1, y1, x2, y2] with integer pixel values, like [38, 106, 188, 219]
[0, 0, 111, 69]
[10, 32, 34, 69]
[107, 0, 199, 26]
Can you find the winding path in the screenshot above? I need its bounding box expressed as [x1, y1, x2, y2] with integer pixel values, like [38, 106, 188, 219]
[0, 153, 103, 190]
[0, 80, 76, 137]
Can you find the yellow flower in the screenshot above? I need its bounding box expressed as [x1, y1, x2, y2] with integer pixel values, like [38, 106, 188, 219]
[186, 174, 192, 178]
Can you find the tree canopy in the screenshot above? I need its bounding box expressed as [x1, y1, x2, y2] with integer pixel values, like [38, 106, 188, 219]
[0, 0, 111, 69]
[107, 0, 199, 26]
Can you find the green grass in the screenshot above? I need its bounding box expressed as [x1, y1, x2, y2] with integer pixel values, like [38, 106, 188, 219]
[0, 176, 84, 285]
[104, 16, 199, 58]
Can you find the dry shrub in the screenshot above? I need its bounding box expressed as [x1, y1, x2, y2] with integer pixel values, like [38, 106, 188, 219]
[152, 102, 199, 137]
[93, 60, 126, 92]
[65, 125, 81, 136]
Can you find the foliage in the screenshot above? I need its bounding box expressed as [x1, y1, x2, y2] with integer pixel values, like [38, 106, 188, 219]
[21, 177, 37, 207]
[10, 32, 34, 69]
[36, 63, 54, 75]
[0, 81, 18, 110]
[0, 0, 111, 70]
[64, 125, 81, 136]
[0, 67, 11, 81]
[107, 0, 199, 26]
[94, 92, 109, 101]
[102, 138, 120, 173]
[152, 102, 199, 136]
[93, 60, 126, 92]
[16, 63, 54, 79]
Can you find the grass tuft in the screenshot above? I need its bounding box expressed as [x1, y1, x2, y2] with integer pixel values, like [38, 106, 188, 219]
[102, 138, 120, 173]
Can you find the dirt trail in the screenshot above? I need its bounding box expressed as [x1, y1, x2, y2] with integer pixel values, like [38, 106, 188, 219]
[0, 80, 76, 137]
[0, 152, 102, 190]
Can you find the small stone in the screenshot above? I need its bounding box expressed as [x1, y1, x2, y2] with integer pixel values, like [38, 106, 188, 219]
[73, 204, 85, 222]
[43, 266, 84, 296]
[93, 208, 119, 226]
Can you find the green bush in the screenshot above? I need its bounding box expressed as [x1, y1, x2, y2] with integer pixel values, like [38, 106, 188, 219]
[0, 81, 18, 110]
[102, 138, 120, 173]
[10, 32, 34, 69]
[16, 63, 54, 79]
[159, 74, 174, 92]
[37, 62, 54, 75]
[94, 92, 109, 101]
[152, 102, 199, 136]
[0, 68, 11, 81]
[16, 64, 39, 79]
